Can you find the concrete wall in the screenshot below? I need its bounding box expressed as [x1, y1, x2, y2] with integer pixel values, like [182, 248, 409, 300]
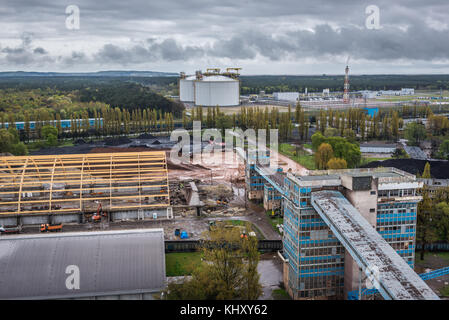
[0, 208, 173, 227]
[343, 178, 379, 295]
[69, 292, 158, 300]
[248, 190, 263, 200]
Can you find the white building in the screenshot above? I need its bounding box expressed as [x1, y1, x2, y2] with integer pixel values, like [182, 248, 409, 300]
[360, 90, 378, 99]
[401, 88, 415, 95]
[179, 75, 196, 102]
[377, 88, 415, 96]
[194, 75, 240, 106]
[179, 71, 240, 107]
[273, 92, 299, 102]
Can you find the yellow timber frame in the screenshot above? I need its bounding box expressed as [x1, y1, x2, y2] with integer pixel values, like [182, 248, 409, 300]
[0, 151, 170, 215]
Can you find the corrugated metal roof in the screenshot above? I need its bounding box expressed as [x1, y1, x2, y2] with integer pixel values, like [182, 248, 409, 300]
[403, 146, 428, 160]
[0, 229, 166, 299]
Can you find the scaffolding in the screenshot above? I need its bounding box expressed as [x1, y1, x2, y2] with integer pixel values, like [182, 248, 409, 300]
[0, 151, 170, 215]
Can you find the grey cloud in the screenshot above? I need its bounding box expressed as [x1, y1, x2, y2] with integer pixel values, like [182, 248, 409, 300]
[94, 39, 205, 64]
[0, 33, 53, 65]
[33, 47, 47, 54]
[2, 1, 449, 72]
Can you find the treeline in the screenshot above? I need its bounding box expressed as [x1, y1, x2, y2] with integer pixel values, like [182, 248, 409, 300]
[78, 82, 184, 116]
[418, 164, 449, 257]
[239, 74, 449, 94]
[0, 78, 184, 122]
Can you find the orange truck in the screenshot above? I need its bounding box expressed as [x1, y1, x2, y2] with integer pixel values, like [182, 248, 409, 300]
[40, 223, 63, 232]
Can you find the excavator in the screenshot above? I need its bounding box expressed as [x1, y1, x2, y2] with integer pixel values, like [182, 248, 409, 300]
[92, 202, 107, 222]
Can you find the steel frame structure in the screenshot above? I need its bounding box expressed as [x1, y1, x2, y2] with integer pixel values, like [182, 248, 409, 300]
[0, 152, 170, 215]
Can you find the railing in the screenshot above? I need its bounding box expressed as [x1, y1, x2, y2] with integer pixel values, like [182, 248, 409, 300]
[416, 243, 449, 251]
[348, 266, 449, 300]
[165, 240, 283, 253]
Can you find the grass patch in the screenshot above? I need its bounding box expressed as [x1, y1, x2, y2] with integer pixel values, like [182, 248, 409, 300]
[303, 143, 313, 150]
[165, 252, 203, 277]
[435, 252, 449, 261]
[279, 143, 316, 170]
[360, 157, 391, 166]
[440, 286, 449, 297]
[266, 210, 283, 235]
[58, 140, 75, 147]
[224, 220, 266, 240]
[228, 220, 245, 226]
[272, 288, 291, 300]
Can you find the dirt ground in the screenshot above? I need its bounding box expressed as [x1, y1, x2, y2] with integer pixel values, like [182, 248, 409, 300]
[415, 252, 449, 299]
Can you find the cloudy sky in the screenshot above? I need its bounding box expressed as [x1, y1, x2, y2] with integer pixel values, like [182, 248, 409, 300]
[1, 0, 449, 74]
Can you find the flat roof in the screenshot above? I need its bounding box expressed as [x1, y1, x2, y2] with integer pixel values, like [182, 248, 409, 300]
[0, 229, 166, 299]
[312, 191, 439, 300]
[298, 174, 340, 181]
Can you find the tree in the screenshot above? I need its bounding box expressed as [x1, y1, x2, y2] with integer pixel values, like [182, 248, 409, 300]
[165, 222, 262, 300]
[417, 186, 438, 260]
[439, 140, 449, 160]
[333, 141, 361, 168]
[404, 122, 426, 146]
[41, 125, 59, 146]
[311, 132, 326, 150]
[0, 128, 28, 155]
[324, 127, 339, 137]
[55, 113, 62, 137]
[391, 111, 400, 140]
[435, 202, 449, 242]
[24, 113, 31, 142]
[327, 157, 347, 169]
[315, 143, 334, 169]
[392, 148, 408, 159]
[422, 162, 431, 179]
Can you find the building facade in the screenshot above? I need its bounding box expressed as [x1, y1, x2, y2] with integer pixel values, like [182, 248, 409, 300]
[281, 168, 422, 299]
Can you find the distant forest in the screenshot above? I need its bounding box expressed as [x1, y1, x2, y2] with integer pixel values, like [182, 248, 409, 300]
[136, 74, 449, 94]
[0, 77, 184, 121]
[238, 74, 449, 94]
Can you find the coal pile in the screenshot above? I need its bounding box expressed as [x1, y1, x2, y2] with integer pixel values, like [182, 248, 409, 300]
[103, 136, 132, 146]
[137, 133, 156, 139]
[361, 159, 449, 179]
[74, 138, 86, 145]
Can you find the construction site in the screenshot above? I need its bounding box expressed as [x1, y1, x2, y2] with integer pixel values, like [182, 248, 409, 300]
[1, 130, 449, 300]
[0, 133, 289, 241]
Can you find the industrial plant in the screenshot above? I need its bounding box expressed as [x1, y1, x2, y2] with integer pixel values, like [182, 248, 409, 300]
[179, 68, 241, 106]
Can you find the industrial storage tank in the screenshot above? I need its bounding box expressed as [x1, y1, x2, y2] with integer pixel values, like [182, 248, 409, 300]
[179, 75, 196, 102]
[194, 75, 239, 106]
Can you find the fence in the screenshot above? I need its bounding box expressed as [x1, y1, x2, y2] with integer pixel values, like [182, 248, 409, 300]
[165, 240, 283, 253]
[416, 243, 449, 251]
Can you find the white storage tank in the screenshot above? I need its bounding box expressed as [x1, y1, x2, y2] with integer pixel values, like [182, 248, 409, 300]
[179, 75, 196, 102]
[273, 92, 299, 102]
[194, 75, 239, 107]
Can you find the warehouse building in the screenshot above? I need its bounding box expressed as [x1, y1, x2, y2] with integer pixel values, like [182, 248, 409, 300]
[179, 68, 240, 106]
[360, 143, 397, 154]
[0, 229, 166, 299]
